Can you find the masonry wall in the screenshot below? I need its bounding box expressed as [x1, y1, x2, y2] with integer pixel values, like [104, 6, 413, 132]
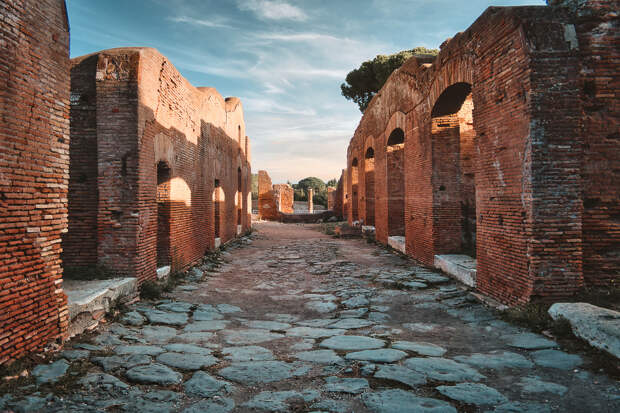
[274, 184, 294, 214]
[0, 0, 70, 363]
[333, 169, 346, 220]
[327, 187, 336, 210]
[344, 3, 617, 305]
[571, 0, 620, 286]
[258, 170, 278, 220]
[258, 170, 295, 219]
[67, 48, 251, 284]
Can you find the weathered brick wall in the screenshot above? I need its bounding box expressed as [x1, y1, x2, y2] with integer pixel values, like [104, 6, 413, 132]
[258, 170, 295, 219]
[333, 170, 346, 219]
[258, 170, 278, 220]
[568, 0, 619, 286]
[63, 55, 99, 269]
[344, 4, 616, 305]
[68, 48, 251, 284]
[274, 184, 294, 214]
[0, 0, 70, 363]
[327, 187, 336, 210]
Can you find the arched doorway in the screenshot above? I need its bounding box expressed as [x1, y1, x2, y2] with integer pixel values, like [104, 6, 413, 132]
[156, 161, 171, 269]
[387, 128, 405, 237]
[431, 82, 476, 256]
[237, 167, 242, 234]
[351, 158, 359, 222]
[364, 147, 375, 226]
[213, 179, 222, 247]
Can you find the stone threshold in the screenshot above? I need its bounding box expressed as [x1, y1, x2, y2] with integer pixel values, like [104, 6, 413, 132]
[64, 278, 138, 339]
[434, 254, 477, 287]
[387, 236, 406, 254]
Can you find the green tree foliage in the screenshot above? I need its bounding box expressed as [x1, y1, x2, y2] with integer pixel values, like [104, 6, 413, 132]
[326, 178, 338, 188]
[291, 176, 339, 207]
[340, 47, 439, 112]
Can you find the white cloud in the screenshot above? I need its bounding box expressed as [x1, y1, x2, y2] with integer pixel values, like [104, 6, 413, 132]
[237, 0, 307, 21]
[169, 16, 232, 29]
[256, 32, 341, 42]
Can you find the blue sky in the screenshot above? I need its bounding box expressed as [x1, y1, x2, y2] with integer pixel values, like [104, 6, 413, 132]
[66, 0, 545, 184]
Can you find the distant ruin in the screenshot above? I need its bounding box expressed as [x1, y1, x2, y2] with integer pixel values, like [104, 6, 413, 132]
[336, 0, 619, 305]
[258, 170, 333, 223]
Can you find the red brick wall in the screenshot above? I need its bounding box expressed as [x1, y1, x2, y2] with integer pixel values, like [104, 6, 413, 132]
[274, 184, 294, 214]
[387, 145, 405, 236]
[431, 117, 461, 253]
[333, 169, 346, 219]
[344, 4, 616, 305]
[573, 0, 619, 286]
[258, 170, 278, 220]
[327, 187, 336, 211]
[0, 0, 70, 363]
[68, 48, 251, 284]
[258, 171, 295, 219]
[364, 157, 375, 226]
[64, 55, 99, 268]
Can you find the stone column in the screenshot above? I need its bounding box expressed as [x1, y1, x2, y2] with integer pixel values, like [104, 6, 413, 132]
[308, 188, 314, 213]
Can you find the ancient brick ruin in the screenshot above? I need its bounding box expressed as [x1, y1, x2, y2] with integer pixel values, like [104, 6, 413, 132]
[341, 0, 619, 305]
[0, 0, 618, 367]
[257, 170, 294, 220]
[64, 48, 252, 283]
[0, 11, 251, 359]
[0, 0, 70, 364]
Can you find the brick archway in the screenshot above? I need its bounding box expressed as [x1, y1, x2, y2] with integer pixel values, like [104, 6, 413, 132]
[156, 161, 172, 268]
[431, 82, 476, 256]
[386, 128, 405, 237]
[364, 146, 375, 226]
[350, 157, 359, 222]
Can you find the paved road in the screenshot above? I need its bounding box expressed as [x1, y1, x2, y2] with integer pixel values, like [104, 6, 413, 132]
[2, 222, 619, 412]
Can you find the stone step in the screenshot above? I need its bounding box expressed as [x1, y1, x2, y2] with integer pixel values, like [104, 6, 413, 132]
[64, 278, 138, 338]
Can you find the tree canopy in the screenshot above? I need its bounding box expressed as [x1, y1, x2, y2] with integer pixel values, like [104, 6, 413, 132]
[292, 176, 338, 207]
[340, 47, 439, 113]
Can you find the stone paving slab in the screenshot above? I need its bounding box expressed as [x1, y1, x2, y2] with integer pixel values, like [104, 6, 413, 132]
[5, 224, 619, 413]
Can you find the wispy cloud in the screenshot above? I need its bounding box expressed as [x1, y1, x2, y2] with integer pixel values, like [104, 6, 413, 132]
[237, 0, 307, 21]
[68, 0, 545, 184]
[255, 32, 341, 42]
[168, 15, 232, 29]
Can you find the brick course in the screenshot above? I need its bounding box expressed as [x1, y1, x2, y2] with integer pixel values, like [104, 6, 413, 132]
[0, 0, 70, 363]
[340, 1, 618, 305]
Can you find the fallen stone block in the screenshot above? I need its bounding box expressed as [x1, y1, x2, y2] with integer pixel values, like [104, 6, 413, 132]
[548, 302, 620, 359]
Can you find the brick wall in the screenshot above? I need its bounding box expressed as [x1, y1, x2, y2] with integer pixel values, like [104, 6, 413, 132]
[0, 0, 70, 363]
[327, 187, 336, 211]
[258, 170, 296, 219]
[570, 0, 619, 286]
[274, 184, 294, 214]
[258, 170, 278, 220]
[343, 3, 617, 305]
[67, 48, 251, 285]
[333, 170, 346, 219]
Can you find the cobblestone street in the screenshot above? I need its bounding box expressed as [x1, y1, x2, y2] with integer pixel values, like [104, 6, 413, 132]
[2, 222, 618, 412]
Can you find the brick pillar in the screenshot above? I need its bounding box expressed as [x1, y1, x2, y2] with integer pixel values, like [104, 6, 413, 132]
[308, 188, 314, 213]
